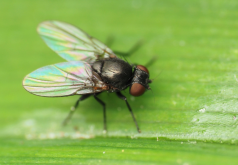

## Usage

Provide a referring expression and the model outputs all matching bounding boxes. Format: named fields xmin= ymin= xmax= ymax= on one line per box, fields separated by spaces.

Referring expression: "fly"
xmin=22 ymin=21 xmax=152 ymax=133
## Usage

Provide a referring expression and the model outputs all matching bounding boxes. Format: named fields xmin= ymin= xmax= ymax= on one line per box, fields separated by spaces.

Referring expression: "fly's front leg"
xmin=144 ymin=56 xmax=157 ymax=67
xmin=113 ymin=41 xmax=143 ymax=56
xmin=94 ymin=93 xmax=107 ymax=133
xmin=116 ymin=92 xmax=141 ymax=133
xmin=62 ymin=94 xmax=92 ymax=126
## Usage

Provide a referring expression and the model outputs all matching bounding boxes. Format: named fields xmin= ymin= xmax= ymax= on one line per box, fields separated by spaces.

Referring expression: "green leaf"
xmin=1 ymin=137 xmax=238 ymax=165
xmin=1 ymin=0 xmax=238 ymax=164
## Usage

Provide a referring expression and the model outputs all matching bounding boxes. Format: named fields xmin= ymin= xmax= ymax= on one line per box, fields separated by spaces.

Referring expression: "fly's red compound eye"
xmin=136 ymin=65 xmax=149 ymax=74
xmin=130 ymin=83 xmax=146 ymax=96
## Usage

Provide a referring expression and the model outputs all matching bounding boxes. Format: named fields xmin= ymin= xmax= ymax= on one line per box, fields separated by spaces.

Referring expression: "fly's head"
xmin=130 ymin=65 xmax=151 ymax=96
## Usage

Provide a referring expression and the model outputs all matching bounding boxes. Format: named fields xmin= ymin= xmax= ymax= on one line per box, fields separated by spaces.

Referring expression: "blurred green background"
xmin=1 ymin=0 xmax=238 ymax=164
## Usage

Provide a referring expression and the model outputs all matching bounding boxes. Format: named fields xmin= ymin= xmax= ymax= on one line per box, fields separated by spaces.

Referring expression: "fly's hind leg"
xmin=62 ymin=94 xmax=92 ymax=126
xmin=116 ymin=92 xmax=141 ymax=133
xmin=93 ymin=93 xmax=107 ymax=133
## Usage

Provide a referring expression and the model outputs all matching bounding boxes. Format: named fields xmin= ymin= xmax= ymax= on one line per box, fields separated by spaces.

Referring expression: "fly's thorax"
xmin=92 ymin=61 xmax=103 ymax=74
xmin=92 ymin=58 xmax=133 ymax=90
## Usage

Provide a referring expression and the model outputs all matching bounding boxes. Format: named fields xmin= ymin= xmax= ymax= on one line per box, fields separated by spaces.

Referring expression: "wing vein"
xmin=38 ymin=21 xmax=117 ymax=62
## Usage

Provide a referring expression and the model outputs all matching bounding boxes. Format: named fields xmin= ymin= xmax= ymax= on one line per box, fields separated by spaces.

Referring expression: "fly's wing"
xmin=23 ymin=61 xmax=108 ymax=97
xmin=37 ymin=21 xmax=117 ymax=63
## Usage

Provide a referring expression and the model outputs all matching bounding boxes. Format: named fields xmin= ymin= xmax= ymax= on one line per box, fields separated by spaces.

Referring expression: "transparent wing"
xmin=23 ymin=61 xmax=108 ymax=97
xmin=37 ymin=20 xmax=117 ymax=63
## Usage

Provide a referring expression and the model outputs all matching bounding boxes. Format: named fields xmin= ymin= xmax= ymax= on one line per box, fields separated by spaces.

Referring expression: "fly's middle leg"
xmin=94 ymin=94 xmax=107 ymax=133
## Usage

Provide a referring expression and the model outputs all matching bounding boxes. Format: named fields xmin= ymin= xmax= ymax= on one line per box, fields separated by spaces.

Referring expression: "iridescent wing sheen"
xmin=23 ymin=61 xmax=108 ymax=97
xmin=37 ymin=20 xmax=117 ymax=63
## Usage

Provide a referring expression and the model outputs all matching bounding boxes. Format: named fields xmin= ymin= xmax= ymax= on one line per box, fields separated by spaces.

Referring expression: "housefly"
xmin=23 ymin=21 xmax=152 ymax=133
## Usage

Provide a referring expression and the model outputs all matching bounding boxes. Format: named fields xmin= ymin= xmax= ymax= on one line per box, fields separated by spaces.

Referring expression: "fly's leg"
xmin=116 ymin=92 xmax=141 ymax=133
xmin=105 ymin=35 xmax=115 ymax=47
xmin=93 ymin=94 xmax=107 ymax=133
xmin=113 ymin=41 xmax=143 ymax=56
xmin=62 ymin=94 xmax=92 ymax=126
xmin=144 ymin=56 xmax=157 ymax=67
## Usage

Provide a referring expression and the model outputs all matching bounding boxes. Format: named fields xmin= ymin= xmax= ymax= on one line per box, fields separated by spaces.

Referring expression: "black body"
xmin=63 ymin=45 xmax=151 ymax=133
xmin=92 ymin=58 xmax=133 ymax=91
